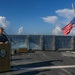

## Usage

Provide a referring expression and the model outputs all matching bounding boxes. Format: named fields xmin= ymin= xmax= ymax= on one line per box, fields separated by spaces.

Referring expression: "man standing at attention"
xmin=0 ymin=27 xmax=8 ymax=44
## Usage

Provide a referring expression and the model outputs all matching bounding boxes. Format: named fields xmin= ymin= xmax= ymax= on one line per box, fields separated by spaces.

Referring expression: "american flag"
xmin=62 ymin=17 xmax=75 ymax=36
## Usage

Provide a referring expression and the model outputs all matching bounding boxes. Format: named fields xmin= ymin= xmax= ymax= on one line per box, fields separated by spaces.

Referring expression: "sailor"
xmin=0 ymin=27 xmax=8 ymax=44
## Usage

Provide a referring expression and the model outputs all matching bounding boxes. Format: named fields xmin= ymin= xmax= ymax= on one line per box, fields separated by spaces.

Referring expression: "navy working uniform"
xmin=0 ymin=34 xmax=8 ymax=43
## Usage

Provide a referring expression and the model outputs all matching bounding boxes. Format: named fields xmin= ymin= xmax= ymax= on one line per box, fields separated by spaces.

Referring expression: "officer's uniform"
xmin=0 ymin=34 xmax=8 ymax=43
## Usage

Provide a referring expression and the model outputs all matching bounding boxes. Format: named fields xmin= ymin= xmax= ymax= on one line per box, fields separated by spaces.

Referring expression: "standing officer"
xmin=0 ymin=27 xmax=8 ymax=44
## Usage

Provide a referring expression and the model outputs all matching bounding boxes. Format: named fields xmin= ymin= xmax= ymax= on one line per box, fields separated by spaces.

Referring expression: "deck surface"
xmin=0 ymin=51 xmax=75 ymax=75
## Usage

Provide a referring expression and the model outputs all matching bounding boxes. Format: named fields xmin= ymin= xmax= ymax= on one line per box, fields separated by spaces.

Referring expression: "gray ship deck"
xmin=0 ymin=51 xmax=75 ymax=75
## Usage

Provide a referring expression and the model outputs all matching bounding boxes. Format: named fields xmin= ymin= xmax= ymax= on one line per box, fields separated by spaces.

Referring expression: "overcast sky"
xmin=0 ymin=0 xmax=75 ymax=35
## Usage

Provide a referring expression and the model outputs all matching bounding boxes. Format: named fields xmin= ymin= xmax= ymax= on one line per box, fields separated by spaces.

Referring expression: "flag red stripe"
xmin=62 ymin=23 xmax=73 ymax=36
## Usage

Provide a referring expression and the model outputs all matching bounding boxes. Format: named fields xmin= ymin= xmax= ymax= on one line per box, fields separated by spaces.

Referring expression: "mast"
xmin=72 ymin=3 xmax=75 ymax=17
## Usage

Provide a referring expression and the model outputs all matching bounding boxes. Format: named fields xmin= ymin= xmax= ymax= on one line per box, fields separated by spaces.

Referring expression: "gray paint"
xmin=9 ymin=35 xmax=75 ymax=51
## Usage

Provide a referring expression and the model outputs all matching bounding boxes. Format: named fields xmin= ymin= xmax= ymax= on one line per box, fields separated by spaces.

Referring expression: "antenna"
xmin=72 ymin=3 xmax=75 ymax=17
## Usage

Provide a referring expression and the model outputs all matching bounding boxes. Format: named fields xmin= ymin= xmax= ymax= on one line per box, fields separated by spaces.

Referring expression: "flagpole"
xmin=72 ymin=3 xmax=75 ymax=17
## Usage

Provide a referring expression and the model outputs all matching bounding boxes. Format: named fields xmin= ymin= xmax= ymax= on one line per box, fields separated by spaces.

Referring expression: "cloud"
xmin=70 ymin=28 xmax=75 ymax=35
xmin=53 ymin=25 xmax=75 ymax=35
xmin=42 ymin=16 xmax=58 ymax=24
xmin=18 ymin=26 xmax=24 ymax=34
xmin=34 ymin=32 xmax=38 ymax=35
xmin=0 ymin=16 xmax=10 ymax=28
xmin=42 ymin=9 xmax=74 ymax=25
xmin=42 ymin=8 xmax=75 ymax=35
xmin=55 ymin=9 xmax=74 ymax=20
xmin=52 ymin=26 xmax=62 ymax=35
